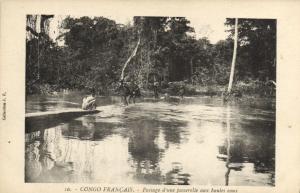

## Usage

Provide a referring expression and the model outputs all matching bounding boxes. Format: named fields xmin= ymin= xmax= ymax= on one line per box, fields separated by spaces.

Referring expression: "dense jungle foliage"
xmin=26 ymin=16 xmax=276 ymax=97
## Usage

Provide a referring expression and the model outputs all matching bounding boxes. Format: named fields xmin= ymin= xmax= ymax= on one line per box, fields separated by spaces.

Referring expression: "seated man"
xmin=82 ymin=92 xmax=97 ymax=110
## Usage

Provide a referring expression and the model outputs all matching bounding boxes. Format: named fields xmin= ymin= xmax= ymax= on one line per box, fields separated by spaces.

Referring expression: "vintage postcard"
xmin=0 ymin=0 xmax=299 ymax=193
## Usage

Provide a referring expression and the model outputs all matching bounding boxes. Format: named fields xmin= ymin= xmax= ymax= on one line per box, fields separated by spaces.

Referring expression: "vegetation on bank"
xmin=26 ymin=16 xmax=276 ymax=98
xmin=29 ymin=80 xmax=275 ymax=99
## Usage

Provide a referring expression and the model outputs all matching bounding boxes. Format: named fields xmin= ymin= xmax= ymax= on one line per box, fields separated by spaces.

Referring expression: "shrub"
xmin=164 ymin=81 xmax=197 ymax=96
xmin=232 ymin=80 xmax=275 ymax=97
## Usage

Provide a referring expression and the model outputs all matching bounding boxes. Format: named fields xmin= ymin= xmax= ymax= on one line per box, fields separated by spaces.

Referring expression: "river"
xmin=25 ymin=93 xmax=275 ymax=186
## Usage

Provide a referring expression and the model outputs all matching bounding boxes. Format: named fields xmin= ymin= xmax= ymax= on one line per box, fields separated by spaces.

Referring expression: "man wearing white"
xmin=82 ymin=92 xmax=97 ymax=110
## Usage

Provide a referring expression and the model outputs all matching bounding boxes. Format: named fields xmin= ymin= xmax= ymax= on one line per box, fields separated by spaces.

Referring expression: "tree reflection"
xmin=218 ymin=106 xmax=275 ymax=186
xmin=25 ymin=141 xmax=42 ymax=181
xmin=127 ymin=120 xmax=163 ymax=184
xmin=225 ymin=105 xmax=231 ymax=186
xmin=126 ymin=110 xmax=189 ymax=184
xmin=25 ymin=116 xmax=103 ymax=182
xmin=161 ymin=119 xmax=188 ymax=145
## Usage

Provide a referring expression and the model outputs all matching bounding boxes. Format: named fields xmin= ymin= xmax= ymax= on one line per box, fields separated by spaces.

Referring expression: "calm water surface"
xmin=25 ymin=93 xmax=275 ymax=185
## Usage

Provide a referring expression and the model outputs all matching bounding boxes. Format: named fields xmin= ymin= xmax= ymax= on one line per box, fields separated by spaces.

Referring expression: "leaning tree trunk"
xmin=227 ymin=18 xmax=238 ymax=93
xmin=120 ymin=36 xmax=141 ymax=80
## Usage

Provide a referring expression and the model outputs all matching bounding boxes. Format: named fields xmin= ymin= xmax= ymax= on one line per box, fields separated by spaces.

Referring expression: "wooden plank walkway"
xmin=25 ymin=109 xmax=100 ymax=132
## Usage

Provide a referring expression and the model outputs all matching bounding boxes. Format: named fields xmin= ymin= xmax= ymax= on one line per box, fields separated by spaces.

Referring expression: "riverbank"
xmin=26 ymin=80 xmax=276 ymax=100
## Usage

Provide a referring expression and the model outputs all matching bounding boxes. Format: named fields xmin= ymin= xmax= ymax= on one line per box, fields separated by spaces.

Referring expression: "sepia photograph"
xmin=24 ymin=14 xmax=276 ymax=186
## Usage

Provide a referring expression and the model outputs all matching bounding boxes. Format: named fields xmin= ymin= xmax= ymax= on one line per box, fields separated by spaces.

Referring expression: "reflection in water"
xmin=217 ymin=106 xmax=275 ymax=186
xmin=127 ymin=120 xmax=163 ymax=184
xmin=223 ymin=106 xmax=244 ymax=186
xmin=25 ymin=97 xmax=275 ymax=185
xmin=25 ymin=116 xmax=101 ymax=182
xmin=225 ymin=106 xmax=231 ymax=186
xmin=165 ymin=162 xmax=191 ymax=185
xmin=25 ymin=141 xmax=42 ymax=181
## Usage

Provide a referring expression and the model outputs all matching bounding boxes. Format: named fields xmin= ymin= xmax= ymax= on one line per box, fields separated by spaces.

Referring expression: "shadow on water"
xmin=25 ymin=95 xmax=275 ymax=185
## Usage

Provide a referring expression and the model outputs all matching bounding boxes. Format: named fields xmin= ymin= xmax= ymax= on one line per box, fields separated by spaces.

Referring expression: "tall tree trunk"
xmin=146 ymin=42 xmax=151 ymax=86
xmin=190 ymin=56 xmax=194 ymax=81
xmin=227 ymin=18 xmax=238 ymax=93
xmin=153 ymin=29 xmax=157 ymax=49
